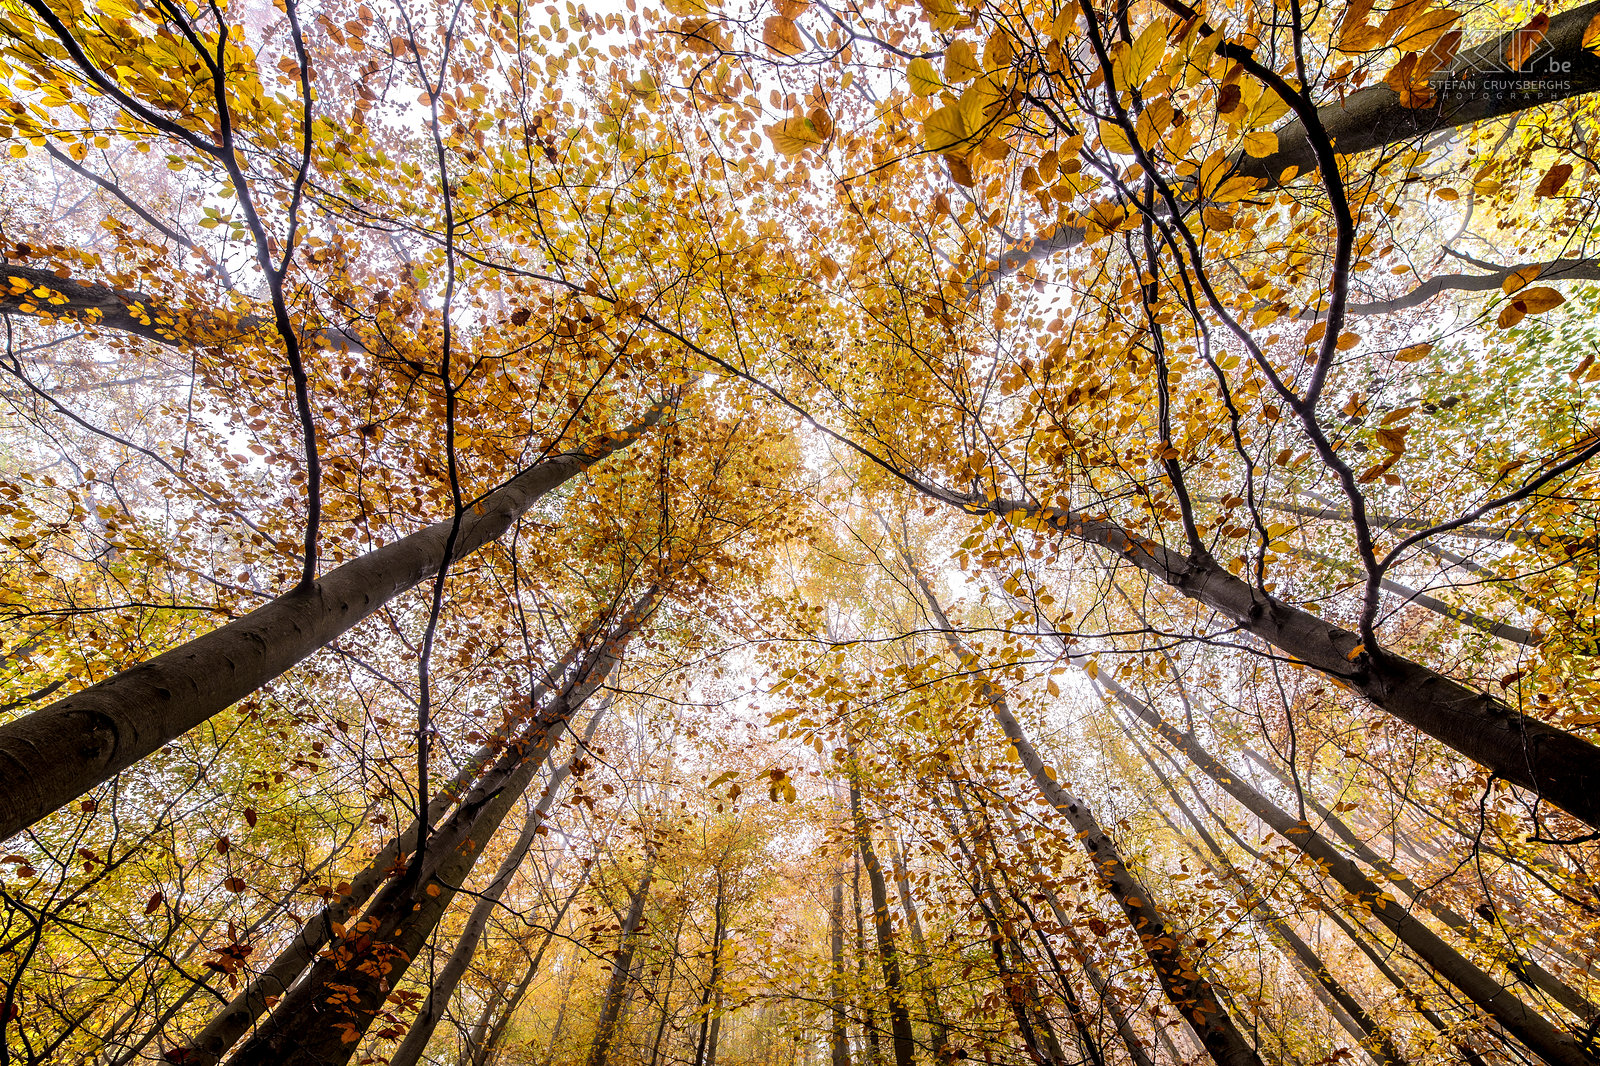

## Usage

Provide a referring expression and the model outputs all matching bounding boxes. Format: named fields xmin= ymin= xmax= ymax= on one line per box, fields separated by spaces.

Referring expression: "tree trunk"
xmin=884 ymin=832 xmax=949 ymax=1062
xmin=585 ymin=854 xmax=658 ymax=1066
xmin=185 ymin=643 xmax=592 ymax=1066
xmin=908 ymin=567 xmax=1264 ymax=1066
xmin=846 ymin=751 xmax=917 ymax=1066
xmin=222 ymin=596 xmax=647 ymax=1066
xmin=1094 ymin=672 xmax=1597 ymax=1066
xmin=961 ymin=494 xmax=1600 ymax=832
xmin=0 ymin=406 xmax=664 ymax=842
xmin=1125 ymin=727 xmax=1408 ymax=1066
xmin=830 ymin=862 xmax=852 ymax=1066
xmin=694 ymin=876 xmax=728 ymax=1066
xmin=852 ymin=853 xmax=884 ymax=1066
xmin=388 ymin=703 xmax=609 ymax=1066
xmin=1240 ymin=744 xmax=1599 ymax=1026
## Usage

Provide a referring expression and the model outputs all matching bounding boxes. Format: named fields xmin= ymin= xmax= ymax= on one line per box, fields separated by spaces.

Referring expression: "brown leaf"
xmin=145 ymin=891 xmax=164 ymax=915
xmin=1535 ymin=163 xmax=1573 ymax=197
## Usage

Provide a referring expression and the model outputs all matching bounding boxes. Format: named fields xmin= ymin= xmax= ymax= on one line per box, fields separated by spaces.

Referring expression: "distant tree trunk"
xmin=830 ymin=862 xmax=852 ymax=1066
xmin=647 ymin=908 xmax=687 ymax=1066
xmin=0 ymin=407 xmax=665 ymax=843
xmin=884 ymin=832 xmax=949 ymax=1062
xmin=694 ymin=874 xmax=728 ymax=1066
xmin=845 ymin=748 xmax=917 ymax=1066
xmin=468 ymin=863 xmax=593 ymax=1066
xmin=997 ymin=811 xmax=1157 ymax=1066
xmin=1092 ymin=672 xmax=1595 ymax=1066
xmin=389 ymin=704 xmax=609 ymax=1066
xmin=906 ymin=565 xmax=1263 ymax=1066
xmin=852 ymin=853 xmax=884 ymax=1066
xmin=585 ymin=853 xmax=658 ymax=1066
xmin=222 ymin=595 xmax=653 ymax=1066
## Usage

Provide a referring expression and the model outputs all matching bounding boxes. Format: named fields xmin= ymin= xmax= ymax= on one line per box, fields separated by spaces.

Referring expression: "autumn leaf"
xmin=762 ymin=16 xmax=804 ymax=56
xmin=907 ymin=57 xmax=943 ymax=96
xmin=766 ymin=116 xmax=824 ymax=156
xmin=1536 ymin=163 xmax=1573 ymax=197
xmin=944 ymin=39 xmax=983 ymax=83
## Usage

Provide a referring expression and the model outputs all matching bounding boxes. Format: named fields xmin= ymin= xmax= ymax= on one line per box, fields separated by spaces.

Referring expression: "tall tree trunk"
xmin=1240 ymin=744 xmax=1599 ymax=1026
xmin=830 ymin=862 xmax=852 ymax=1066
xmin=906 ymin=564 xmax=1263 ymax=1066
xmin=0 ymin=406 xmax=665 ymax=842
xmin=585 ymin=853 xmax=658 ymax=1066
xmin=845 ymin=749 xmax=917 ymax=1066
xmin=694 ymin=875 xmax=728 ymax=1066
xmin=467 ymin=860 xmax=593 ymax=1066
xmin=646 ymin=908 xmax=687 ymax=1066
xmin=884 ymin=832 xmax=949 ymax=1063
xmin=222 ymin=595 xmax=649 ymax=1066
xmin=852 ymin=853 xmax=884 ymax=1066
xmin=952 ymin=490 xmax=1600 ymax=830
xmin=1092 ymin=672 xmax=1596 ymax=1066
xmin=997 ymin=810 xmax=1158 ymax=1066
xmin=1125 ymin=726 xmax=1408 ymax=1066
xmin=183 ymin=643 xmax=592 ymax=1065
xmin=388 ymin=703 xmax=609 ymax=1066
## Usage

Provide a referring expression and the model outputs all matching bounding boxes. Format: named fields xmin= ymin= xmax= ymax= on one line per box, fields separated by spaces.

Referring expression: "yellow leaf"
xmin=944 ymin=39 xmax=983 ymax=83
xmin=1099 ymin=120 xmax=1136 ymax=155
xmin=1394 ymin=342 xmax=1432 ymax=362
xmin=1243 ymin=83 xmax=1291 ymax=128
xmin=1125 ymin=20 xmax=1166 ymax=87
xmin=1242 ymin=129 xmax=1278 ymax=157
xmin=766 ymin=116 xmax=823 ymax=156
xmin=983 ymin=32 xmax=1013 ymax=70
xmin=907 ymin=56 xmax=943 ymax=96
xmin=1497 ymin=303 xmax=1526 ymax=329
xmin=762 ymin=16 xmax=804 ymax=56
xmin=1585 ymin=11 xmax=1600 ymax=51
xmin=924 ymin=105 xmax=969 ymax=152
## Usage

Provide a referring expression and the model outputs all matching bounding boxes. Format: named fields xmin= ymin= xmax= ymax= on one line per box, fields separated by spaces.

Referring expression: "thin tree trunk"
xmin=389 ymin=703 xmax=609 ymax=1066
xmin=694 ymin=875 xmax=728 ymax=1066
xmin=852 ymin=852 xmax=884 ymax=1066
xmin=468 ymin=859 xmax=593 ymax=1066
xmin=906 ymin=564 xmax=1263 ymax=1066
xmin=830 ymin=862 xmax=852 ymax=1066
xmin=846 ymin=749 xmax=917 ymax=1066
xmin=0 ymin=406 xmax=665 ymax=842
xmin=646 ymin=908 xmax=687 ymax=1066
xmin=1125 ymin=727 xmax=1408 ymax=1066
xmin=884 ymin=832 xmax=949 ymax=1063
xmin=1240 ymin=744 xmax=1599 ymax=1026
xmin=1093 ymin=672 xmax=1596 ymax=1066
xmin=585 ymin=854 xmax=658 ymax=1066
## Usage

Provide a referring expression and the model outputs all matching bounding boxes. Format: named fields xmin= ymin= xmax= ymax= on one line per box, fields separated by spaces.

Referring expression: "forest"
xmin=0 ymin=0 xmax=1597 ymax=1061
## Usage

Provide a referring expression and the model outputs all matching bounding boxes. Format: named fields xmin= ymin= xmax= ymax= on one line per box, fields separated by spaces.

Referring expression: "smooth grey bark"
xmin=972 ymin=493 xmax=1600 ymax=830
xmin=907 ymin=567 xmax=1264 ymax=1066
xmin=223 ymin=595 xmax=650 ymax=1066
xmin=388 ymin=704 xmax=609 ymax=1066
xmin=585 ymin=854 xmax=658 ymax=1066
xmin=1093 ymin=673 xmax=1597 ymax=1066
xmin=0 ymin=405 xmax=665 ymax=842
xmin=830 ymin=863 xmax=852 ymax=1066
xmin=181 ymin=642 xmax=591 ymax=1065
xmin=983 ymin=1 xmax=1600 ymax=280
xmin=845 ymin=752 xmax=917 ymax=1066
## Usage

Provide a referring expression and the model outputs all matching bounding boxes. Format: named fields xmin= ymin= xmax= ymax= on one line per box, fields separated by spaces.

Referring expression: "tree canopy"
xmin=1 ymin=0 xmax=1598 ymax=1062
